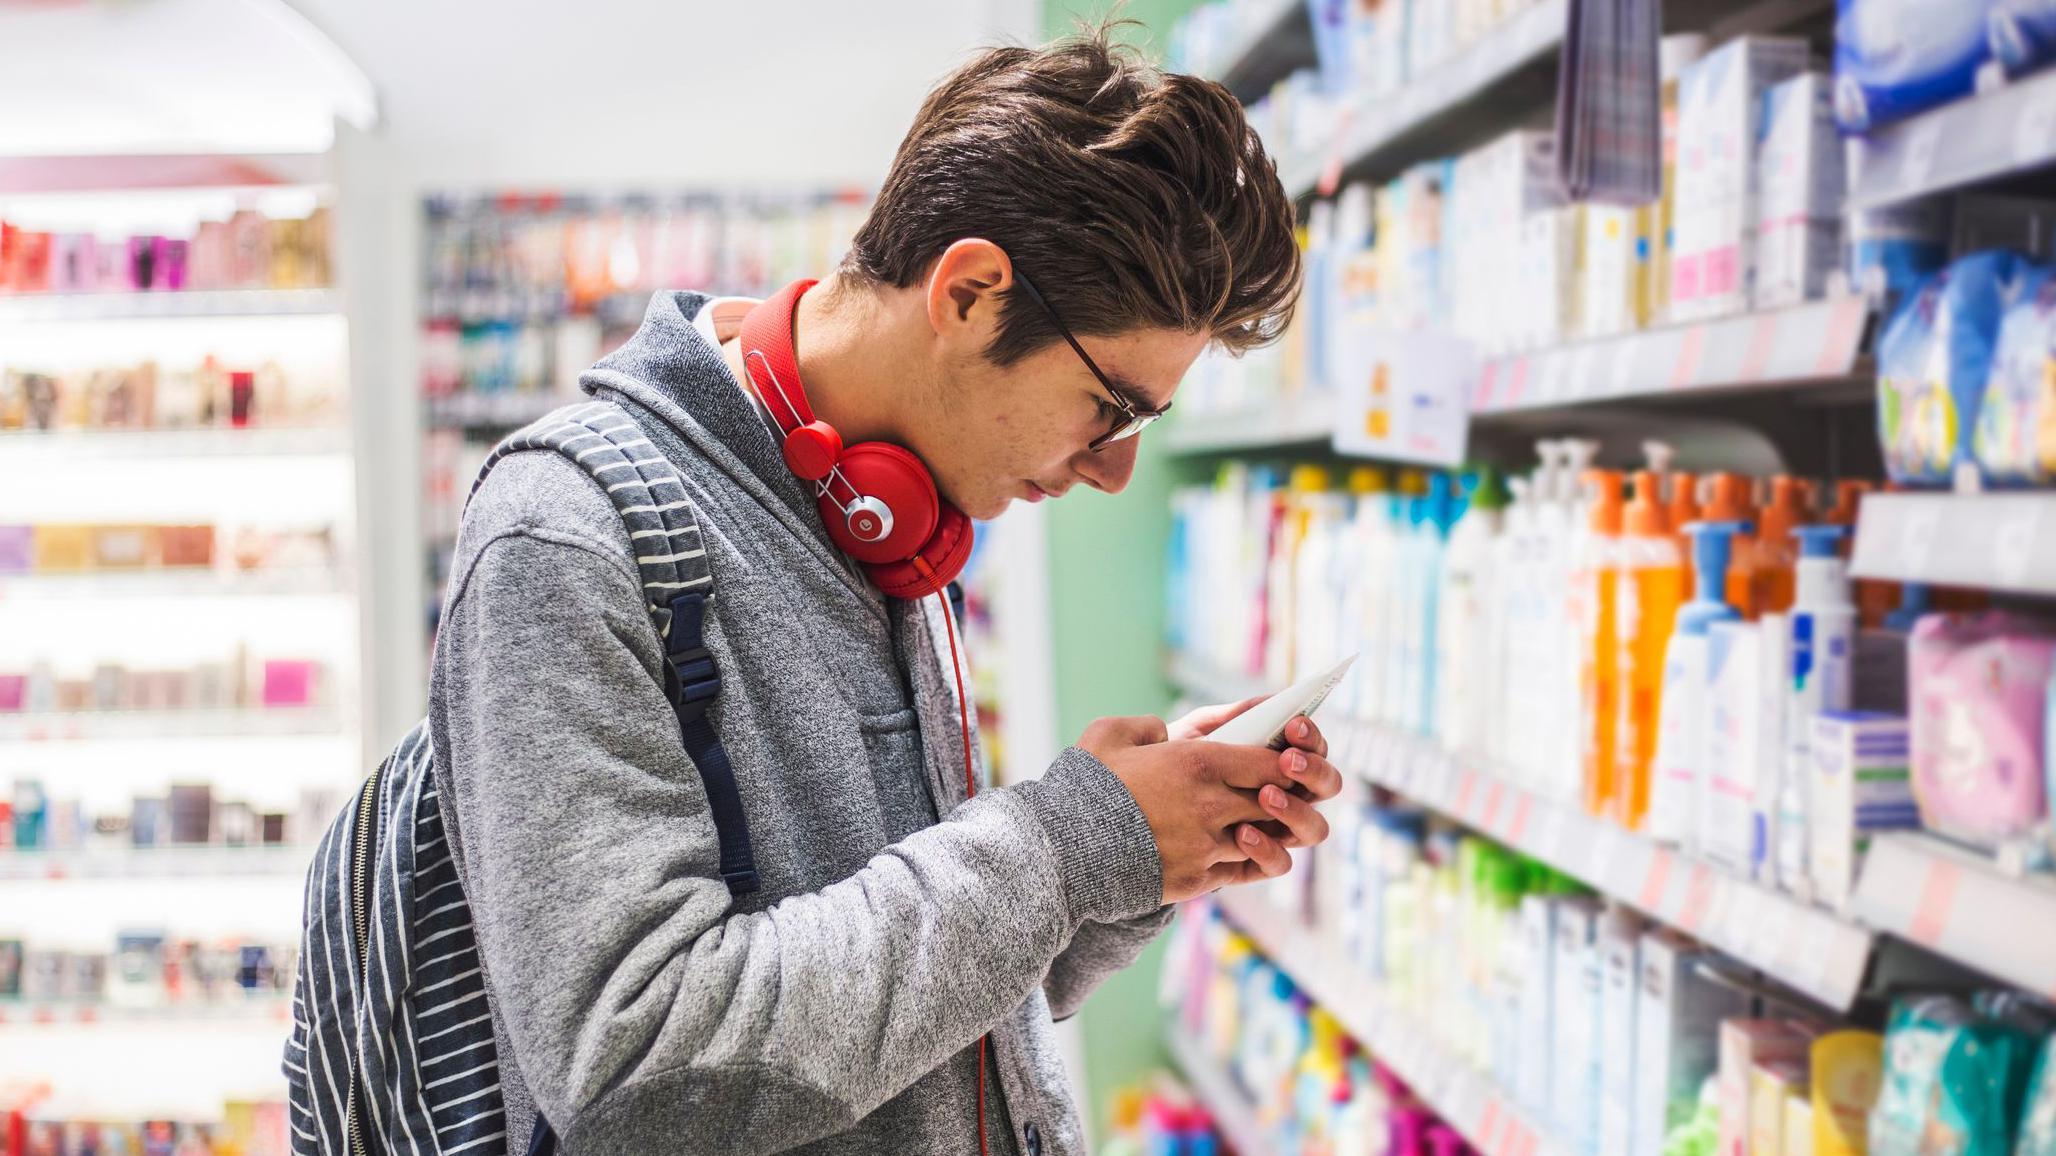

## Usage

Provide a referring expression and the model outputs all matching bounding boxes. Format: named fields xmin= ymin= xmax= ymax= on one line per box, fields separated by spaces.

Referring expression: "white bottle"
xmin=1774 ymin=523 xmax=1856 ymax=896
xmin=1494 ymin=475 xmax=1536 ymax=778
xmin=1536 ymin=439 xmax=1596 ymax=804
xmin=1437 ymin=470 xmax=1507 ymax=756
xmin=1353 ymin=480 xmax=1401 ymax=724
xmin=1648 ymin=521 xmax=1748 ymax=848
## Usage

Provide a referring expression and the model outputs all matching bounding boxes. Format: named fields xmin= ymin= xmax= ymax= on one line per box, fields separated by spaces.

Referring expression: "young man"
xmin=431 ymin=28 xmax=1327 ymax=1156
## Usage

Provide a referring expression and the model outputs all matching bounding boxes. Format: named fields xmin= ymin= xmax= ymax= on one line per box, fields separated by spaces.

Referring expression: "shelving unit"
xmin=1164 ymin=393 xmax=1338 ymax=455
xmin=0 ymin=844 xmax=312 ymax=881
xmin=0 ymin=996 xmax=293 ymax=1028
xmin=1851 ymin=833 xmax=2056 ymax=1000
xmin=1847 ymin=65 xmax=2056 ymax=210
xmin=427 ymin=389 xmax=578 ymax=431
xmin=1278 ymin=0 xmax=1567 ymax=201
xmin=1849 ymin=491 xmax=2056 ymax=597
xmin=1165 ymin=1026 xmax=1275 ymax=1156
xmin=1209 ymin=0 xmax=1317 ymax=104
xmin=1470 ymin=297 xmax=1873 ymax=415
xmin=0 ymin=287 xmax=341 ymax=323
xmin=0 ymin=426 xmax=352 ymax=461
xmin=1214 ymin=888 xmax=1567 ymax=1156
xmin=0 ymin=566 xmax=347 ymax=599
xmin=0 ymin=706 xmax=342 ymax=743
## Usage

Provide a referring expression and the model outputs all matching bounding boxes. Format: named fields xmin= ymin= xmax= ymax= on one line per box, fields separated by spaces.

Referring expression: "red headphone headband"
xmin=737 ymin=280 xmax=974 ymax=600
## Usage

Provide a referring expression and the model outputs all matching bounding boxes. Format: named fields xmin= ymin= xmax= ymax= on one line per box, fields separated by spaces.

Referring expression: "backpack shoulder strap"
xmin=470 ymin=401 xmax=760 ymax=895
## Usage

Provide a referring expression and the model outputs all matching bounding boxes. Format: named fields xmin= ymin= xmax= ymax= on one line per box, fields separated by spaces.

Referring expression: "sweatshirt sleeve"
xmin=1041 ymin=907 xmax=1177 ymax=1021
xmin=430 ymin=523 xmax=1162 ymax=1155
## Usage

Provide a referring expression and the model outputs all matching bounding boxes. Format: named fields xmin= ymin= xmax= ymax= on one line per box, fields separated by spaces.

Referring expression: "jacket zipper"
xmin=342 ymin=765 xmax=382 ymax=1156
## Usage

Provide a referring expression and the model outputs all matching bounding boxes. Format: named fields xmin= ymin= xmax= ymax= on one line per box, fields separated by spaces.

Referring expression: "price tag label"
xmin=1992 ymin=500 xmax=2043 ymax=590
xmin=1537 ymin=805 xmax=1572 ymax=869
xmin=1507 ymin=793 xmax=1534 ymax=845
xmin=1475 ymin=360 xmax=1503 ymax=411
xmin=1482 ymin=781 xmax=1506 ymax=832
xmin=1747 ymin=896 xmax=1794 ymax=965
xmin=1900 ymin=118 xmax=1944 ymax=190
xmin=1816 ymin=297 xmax=1870 ymax=376
xmin=1638 ymin=848 xmax=1675 ymax=911
xmin=1676 ymin=865 xmax=1717 ymax=933
xmin=1909 ymin=859 xmax=1962 ymax=948
xmin=1791 ymin=914 xmax=1838 ymax=1000
xmin=1739 ymin=313 xmax=1778 ymax=381
xmin=1479 ymin=1099 xmax=1505 ymax=1155
xmin=1566 ymin=345 xmax=1599 ymax=403
xmin=1455 ymin=769 xmax=1480 ymax=818
xmin=2015 ymin=85 xmax=2056 ymax=166
xmin=1670 ymin=326 xmax=1707 ymax=388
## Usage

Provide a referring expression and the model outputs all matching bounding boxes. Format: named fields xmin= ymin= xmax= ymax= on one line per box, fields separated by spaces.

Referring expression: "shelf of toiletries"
xmin=0 ymin=995 xmax=293 ymax=1028
xmin=1850 ymin=492 xmax=2056 ymax=598
xmin=0 ymin=424 xmax=350 ymax=461
xmin=1178 ymin=0 xmax=1314 ymax=103
xmin=1271 ymin=0 xmax=1567 ymax=202
xmin=1331 ymin=714 xmax=1876 ymax=1011
xmin=1165 ymin=1026 xmax=1275 ymax=1156
xmin=0 ymin=1102 xmax=289 ymax=1156
xmin=1163 ymin=391 xmax=1339 ymax=455
xmin=0 ymin=845 xmax=313 ymax=882
xmin=1209 ymin=888 xmax=1569 ymax=1156
xmin=1469 ymin=297 xmax=1873 ymax=416
xmin=0 ymin=288 xmax=340 ymax=323
xmin=427 ymin=387 xmax=577 ymax=431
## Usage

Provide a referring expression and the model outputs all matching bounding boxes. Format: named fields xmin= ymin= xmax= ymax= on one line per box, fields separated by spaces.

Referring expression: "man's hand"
xmin=1078 ymin=707 xmax=1342 ymax=905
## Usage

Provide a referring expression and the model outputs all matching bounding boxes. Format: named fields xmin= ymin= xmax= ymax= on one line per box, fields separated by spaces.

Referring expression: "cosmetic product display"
xmin=0 ymin=356 xmax=340 ymax=433
xmin=0 ymin=207 xmax=331 ymax=296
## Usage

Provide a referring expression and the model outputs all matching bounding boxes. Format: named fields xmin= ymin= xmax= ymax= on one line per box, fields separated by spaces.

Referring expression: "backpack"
xmin=284 ymin=401 xmax=760 ymax=1155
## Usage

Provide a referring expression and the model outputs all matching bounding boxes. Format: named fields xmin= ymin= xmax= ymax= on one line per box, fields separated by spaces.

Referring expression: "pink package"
xmin=0 ymin=526 xmax=30 ymax=572
xmin=0 ymin=674 xmax=23 ymax=712
xmin=1908 ymin=611 xmax=2056 ymax=848
xmin=261 ymin=659 xmax=317 ymax=708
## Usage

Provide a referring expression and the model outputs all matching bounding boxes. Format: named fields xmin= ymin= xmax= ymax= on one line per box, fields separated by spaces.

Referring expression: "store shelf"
xmin=0 ymin=845 xmax=314 ymax=882
xmin=1209 ymin=0 xmax=1318 ymax=103
xmin=1847 ymin=67 xmax=2056 ymax=211
xmin=1163 ymin=394 xmax=1338 ymax=455
xmin=1332 ymin=719 xmax=1875 ymax=1010
xmin=0 ymin=152 xmax=331 ymax=194
xmin=0 ymin=288 xmax=340 ymax=323
xmin=0 ymin=995 xmax=293 ymax=1028
xmin=0 ymin=425 xmax=350 ymax=460
xmin=1167 ymin=652 xmax=1270 ymax=706
xmin=0 ymin=706 xmax=342 ymax=743
xmin=0 ymin=567 xmax=347 ymax=600
xmin=1279 ymin=0 xmax=1566 ymax=199
xmin=1849 ymin=491 xmax=2056 ymax=597
xmin=1851 ymin=833 xmax=2056 ymax=1001
xmin=1165 ymin=1027 xmax=1275 ymax=1156
xmin=427 ymin=390 xmax=577 ymax=430
xmin=1470 ymin=297 xmax=1873 ymax=415
xmin=1214 ymin=888 xmax=1568 ymax=1156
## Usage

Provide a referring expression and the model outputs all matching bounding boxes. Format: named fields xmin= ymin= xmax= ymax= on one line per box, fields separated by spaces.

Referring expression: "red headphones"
xmin=739 ymin=279 xmax=974 ymax=600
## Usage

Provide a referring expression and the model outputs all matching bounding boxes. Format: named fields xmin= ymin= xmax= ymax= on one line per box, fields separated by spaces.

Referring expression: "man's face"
xmin=906 ymin=323 xmax=1210 ymax=521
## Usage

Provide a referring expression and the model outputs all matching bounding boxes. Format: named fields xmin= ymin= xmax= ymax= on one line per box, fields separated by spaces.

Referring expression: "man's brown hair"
xmin=843 ymin=24 xmax=1301 ymax=366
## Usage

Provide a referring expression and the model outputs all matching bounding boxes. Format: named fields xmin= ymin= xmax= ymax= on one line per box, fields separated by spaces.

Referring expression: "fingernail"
xmin=1239 ymin=825 xmax=1261 ymax=847
xmin=1287 ymin=751 xmax=1307 ymax=776
xmin=1292 ymin=718 xmax=1308 ymax=739
xmin=1262 ymin=785 xmax=1286 ymax=809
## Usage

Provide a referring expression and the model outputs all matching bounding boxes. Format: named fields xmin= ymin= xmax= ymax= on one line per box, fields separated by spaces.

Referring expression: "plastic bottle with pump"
xmin=1343 ymin=470 xmax=1396 ymax=722
xmin=1773 ymin=523 xmax=1856 ymax=895
xmin=1437 ymin=469 xmax=1507 ymax=757
xmin=1541 ymin=440 xmax=1598 ymax=802
xmin=1401 ymin=474 xmax=1463 ymax=736
xmin=1647 ymin=520 xmax=1751 ymax=849
xmin=1731 ymin=476 xmax=1809 ymax=617
xmin=1666 ymin=470 xmax=1702 ymax=558
xmin=1381 ymin=471 xmax=1431 ymax=726
xmin=1613 ymin=467 xmax=1686 ymax=831
xmin=1573 ymin=469 xmax=1626 ymax=820
xmin=1266 ymin=465 xmax=1333 ymax=683
xmin=1332 ymin=468 xmax=1388 ymax=722
xmin=1286 ymin=467 xmax=1346 ymax=682
xmin=1494 ymin=474 xmax=1536 ymax=779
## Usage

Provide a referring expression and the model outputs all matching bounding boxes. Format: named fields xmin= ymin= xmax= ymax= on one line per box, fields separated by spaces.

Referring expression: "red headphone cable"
xmin=922 ymin=561 xmax=989 ymax=1156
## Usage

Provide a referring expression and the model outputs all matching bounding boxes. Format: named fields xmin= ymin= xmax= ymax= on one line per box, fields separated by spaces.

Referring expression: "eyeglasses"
xmin=1013 ymin=271 xmax=1172 ymax=452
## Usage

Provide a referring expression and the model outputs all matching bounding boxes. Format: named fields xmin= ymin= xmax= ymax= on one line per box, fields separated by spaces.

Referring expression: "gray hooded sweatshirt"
xmin=427 ymin=290 xmax=1173 ymax=1155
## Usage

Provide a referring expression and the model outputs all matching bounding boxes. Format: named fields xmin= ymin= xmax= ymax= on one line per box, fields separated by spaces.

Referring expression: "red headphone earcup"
xmin=822 ymin=442 xmax=940 ymax=564
xmin=867 ymin=504 xmax=974 ymax=600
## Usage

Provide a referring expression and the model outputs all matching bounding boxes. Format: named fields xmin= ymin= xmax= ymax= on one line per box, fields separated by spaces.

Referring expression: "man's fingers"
xmin=1193 ymin=742 xmax=1297 ymax=793
xmin=1257 ymin=783 xmax=1331 ymax=848
xmin=1167 ymin=695 xmax=1268 ymax=742
xmin=1079 ymin=714 xmax=1169 ymax=754
xmin=1279 ymin=748 xmax=1344 ymax=802
xmin=1234 ymin=823 xmax=1292 ymax=876
xmin=1284 ymin=714 xmax=1329 ymax=759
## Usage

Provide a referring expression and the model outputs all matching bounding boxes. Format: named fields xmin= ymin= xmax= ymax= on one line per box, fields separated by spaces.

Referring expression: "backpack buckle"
xmin=664 ymin=591 xmax=721 ymax=718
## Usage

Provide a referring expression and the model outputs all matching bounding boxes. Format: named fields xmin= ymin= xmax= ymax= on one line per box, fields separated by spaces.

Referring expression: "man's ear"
xmin=924 ymin=238 xmax=1013 ymax=343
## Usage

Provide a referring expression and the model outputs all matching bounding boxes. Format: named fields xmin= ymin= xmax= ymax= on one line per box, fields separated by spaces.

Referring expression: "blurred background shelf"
xmin=1847 ymin=65 xmax=2056 ymax=210
xmin=1162 ymin=394 xmax=1336 ymax=455
xmin=0 ymin=995 xmax=293 ymax=1028
xmin=0 ymin=706 xmax=344 ymax=743
xmin=0 ymin=844 xmax=314 ymax=882
xmin=1205 ymin=0 xmax=1315 ymax=103
xmin=0 ymin=425 xmax=351 ymax=460
xmin=1164 ymin=1026 xmax=1274 ymax=1156
xmin=0 ymin=288 xmax=340 ymax=323
xmin=1851 ymin=833 xmax=2056 ymax=1001
xmin=0 ymin=566 xmax=348 ymax=600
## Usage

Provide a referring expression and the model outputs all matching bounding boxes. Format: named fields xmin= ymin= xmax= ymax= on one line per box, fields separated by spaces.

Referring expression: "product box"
xmin=1752 ymin=1062 xmax=1810 ymax=1156
xmin=1583 ymin=205 xmax=1648 ymax=337
xmin=1517 ymin=894 xmax=1560 ymax=1115
xmin=1755 ymin=73 xmax=1845 ymax=309
xmin=1720 ymin=1020 xmax=1814 ymax=1156
xmin=1784 ymin=1091 xmax=1817 ymax=1156
xmin=1704 ymin=621 xmax=1765 ymax=876
xmin=1598 ymin=914 xmax=1644 ymax=1156
xmin=1808 ymin=711 xmax=1918 ymax=910
xmin=1671 ymin=37 xmax=1810 ymax=321
xmin=1553 ymin=898 xmax=1603 ymax=1154
xmin=1637 ymin=932 xmax=1751 ymax=1156
xmin=1520 ymin=205 xmax=1584 ymax=349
